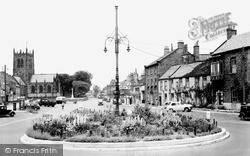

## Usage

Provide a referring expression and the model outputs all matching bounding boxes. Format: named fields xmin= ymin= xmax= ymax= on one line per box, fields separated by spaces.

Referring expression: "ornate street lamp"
xmin=104 ymin=6 xmax=130 ymax=116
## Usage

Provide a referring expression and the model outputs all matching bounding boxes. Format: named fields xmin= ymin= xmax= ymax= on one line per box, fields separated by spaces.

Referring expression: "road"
xmin=0 ymin=98 xmax=250 ymax=156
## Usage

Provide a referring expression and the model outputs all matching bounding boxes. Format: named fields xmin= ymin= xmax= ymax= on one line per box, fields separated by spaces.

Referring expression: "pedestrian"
xmin=62 ymin=103 xmax=65 ymax=110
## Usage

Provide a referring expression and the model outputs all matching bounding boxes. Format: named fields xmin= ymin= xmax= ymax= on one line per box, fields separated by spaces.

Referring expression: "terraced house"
xmin=144 ymin=41 xmax=198 ymax=106
xmin=210 ymin=26 xmax=250 ymax=108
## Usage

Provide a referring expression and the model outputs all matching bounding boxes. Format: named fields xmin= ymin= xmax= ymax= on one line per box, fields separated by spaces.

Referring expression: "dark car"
xmin=239 ymin=104 xmax=250 ymax=120
xmin=25 ymin=101 xmax=40 ymax=110
xmin=98 ymin=99 xmax=104 ymax=106
xmin=0 ymin=104 xmax=15 ymax=117
xmin=39 ymin=98 xmax=56 ymax=107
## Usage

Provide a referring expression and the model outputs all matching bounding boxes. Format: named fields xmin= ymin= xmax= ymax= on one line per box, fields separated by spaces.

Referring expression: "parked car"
xmin=239 ymin=104 xmax=250 ymax=120
xmin=0 ymin=104 xmax=15 ymax=117
xmin=56 ymin=96 xmax=66 ymax=104
xmin=98 ymin=99 xmax=104 ymax=106
xmin=25 ymin=100 xmax=40 ymax=110
xmin=39 ymin=98 xmax=56 ymax=107
xmin=163 ymin=101 xmax=192 ymax=112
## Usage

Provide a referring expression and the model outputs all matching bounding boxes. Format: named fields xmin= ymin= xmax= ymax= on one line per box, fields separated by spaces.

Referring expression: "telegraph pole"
xmin=4 ymin=65 xmax=7 ymax=105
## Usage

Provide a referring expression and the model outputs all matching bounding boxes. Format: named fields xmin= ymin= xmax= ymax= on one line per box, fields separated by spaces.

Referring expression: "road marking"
xmin=0 ymin=116 xmax=38 ymax=127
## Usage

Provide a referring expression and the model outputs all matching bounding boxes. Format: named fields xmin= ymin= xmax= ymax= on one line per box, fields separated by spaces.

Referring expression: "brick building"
xmin=144 ymin=41 xmax=199 ymax=105
xmin=210 ymin=26 xmax=250 ymax=105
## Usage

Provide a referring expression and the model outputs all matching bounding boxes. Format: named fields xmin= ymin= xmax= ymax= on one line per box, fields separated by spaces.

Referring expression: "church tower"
xmin=13 ymin=48 xmax=35 ymax=84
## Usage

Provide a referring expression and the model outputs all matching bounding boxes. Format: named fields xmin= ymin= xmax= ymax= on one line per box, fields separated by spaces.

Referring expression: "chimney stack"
xmin=193 ymin=41 xmax=199 ymax=61
xmin=164 ymin=46 xmax=170 ymax=55
xmin=227 ymin=24 xmax=237 ymax=40
xmin=178 ymin=40 xmax=184 ymax=49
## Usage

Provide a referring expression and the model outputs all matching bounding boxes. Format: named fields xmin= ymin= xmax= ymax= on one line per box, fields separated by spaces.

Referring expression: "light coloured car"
xmin=56 ymin=96 xmax=66 ymax=104
xmin=163 ymin=101 xmax=192 ymax=112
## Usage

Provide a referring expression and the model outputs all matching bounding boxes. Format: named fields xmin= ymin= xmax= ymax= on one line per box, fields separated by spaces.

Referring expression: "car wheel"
xmin=240 ymin=115 xmax=245 ymax=120
xmin=184 ymin=107 xmax=190 ymax=112
xmin=10 ymin=112 xmax=15 ymax=117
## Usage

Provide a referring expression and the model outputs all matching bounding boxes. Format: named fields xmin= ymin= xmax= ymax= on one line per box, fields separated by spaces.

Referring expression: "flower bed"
xmin=27 ymin=105 xmax=221 ymax=143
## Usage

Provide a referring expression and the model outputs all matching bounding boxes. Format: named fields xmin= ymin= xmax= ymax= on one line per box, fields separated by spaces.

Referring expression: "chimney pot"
xmin=227 ymin=24 xmax=237 ymax=40
xmin=178 ymin=40 xmax=184 ymax=49
xmin=164 ymin=46 xmax=170 ymax=55
xmin=193 ymin=42 xmax=199 ymax=61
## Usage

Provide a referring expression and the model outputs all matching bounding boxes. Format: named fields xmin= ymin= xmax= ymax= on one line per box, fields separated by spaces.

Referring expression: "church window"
xmin=20 ymin=59 xmax=24 ymax=68
xmin=39 ymin=85 xmax=43 ymax=93
xmin=47 ymin=85 xmax=52 ymax=93
xmin=31 ymin=85 xmax=36 ymax=93
xmin=17 ymin=59 xmax=21 ymax=68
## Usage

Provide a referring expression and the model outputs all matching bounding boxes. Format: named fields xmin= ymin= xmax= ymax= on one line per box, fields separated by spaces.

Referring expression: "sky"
xmin=0 ymin=0 xmax=249 ymax=89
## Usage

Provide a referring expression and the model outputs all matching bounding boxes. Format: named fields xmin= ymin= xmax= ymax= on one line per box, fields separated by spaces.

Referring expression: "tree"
xmin=73 ymin=71 xmax=93 ymax=85
xmin=58 ymin=74 xmax=73 ymax=96
xmin=92 ymin=85 xmax=101 ymax=98
xmin=72 ymin=81 xmax=91 ymax=97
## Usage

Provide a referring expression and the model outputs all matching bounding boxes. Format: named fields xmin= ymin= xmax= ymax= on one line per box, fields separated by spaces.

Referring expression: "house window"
xmin=195 ymin=77 xmax=199 ymax=87
xmin=211 ymin=62 xmax=221 ymax=76
xmin=231 ymin=87 xmax=237 ymax=102
xmin=31 ymin=85 xmax=36 ymax=93
xmin=164 ymin=81 xmax=167 ymax=91
xmin=160 ymin=81 xmax=163 ymax=91
xmin=230 ymin=57 xmax=236 ymax=74
xmin=179 ymin=78 xmax=183 ymax=87
xmin=186 ymin=78 xmax=189 ymax=88
xmin=170 ymin=79 xmax=173 ymax=89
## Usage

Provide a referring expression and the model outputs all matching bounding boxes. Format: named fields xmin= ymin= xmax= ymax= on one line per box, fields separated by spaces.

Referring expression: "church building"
xmin=12 ymin=48 xmax=61 ymax=99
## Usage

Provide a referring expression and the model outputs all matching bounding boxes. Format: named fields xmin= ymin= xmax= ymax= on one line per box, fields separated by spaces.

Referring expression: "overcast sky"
xmin=0 ymin=0 xmax=249 ymax=88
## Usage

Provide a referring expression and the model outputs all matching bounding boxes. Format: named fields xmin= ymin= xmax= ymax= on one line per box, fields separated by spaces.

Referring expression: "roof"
xmin=145 ymin=49 xmax=176 ymax=67
xmin=170 ymin=62 xmax=202 ymax=78
xmin=14 ymin=76 xmax=26 ymax=86
xmin=30 ymin=74 xmax=56 ymax=83
xmin=199 ymin=54 xmax=211 ymax=61
xmin=212 ymin=32 xmax=250 ymax=55
xmin=159 ymin=65 xmax=181 ymax=80
xmin=184 ymin=61 xmax=210 ymax=78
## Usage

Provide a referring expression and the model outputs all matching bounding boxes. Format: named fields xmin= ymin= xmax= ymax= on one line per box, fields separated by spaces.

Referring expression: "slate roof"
xmin=170 ymin=62 xmax=202 ymax=78
xmin=30 ymin=74 xmax=56 ymax=83
xmin=145 ymin=49 xmax=176 ymax=67
xmin=14 ymin=76 xmax=26 ymax=86
xmin=199 ymin=54 xmax=211 ymax=61
xmin=184 ymin=61 xmax=210 ymax=78
xmin=212 ymin=32 xmax=250 ymax=55
xmin=159 ymin=65 xmax=181 ymax=80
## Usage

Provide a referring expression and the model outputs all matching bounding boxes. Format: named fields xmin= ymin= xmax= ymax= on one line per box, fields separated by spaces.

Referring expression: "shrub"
xmin=65 ymin=135 xmax=137 ymax=143
xmin=26 ymin=127 xmax=53 ymax=140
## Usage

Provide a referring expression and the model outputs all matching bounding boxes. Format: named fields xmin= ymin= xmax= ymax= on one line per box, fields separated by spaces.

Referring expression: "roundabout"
xmin=20 ymin=127 xmax=229 ymax=151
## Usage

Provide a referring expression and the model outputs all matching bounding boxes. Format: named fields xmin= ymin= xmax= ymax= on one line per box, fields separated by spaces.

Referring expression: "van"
xmin=56 ymin=96 xmax=66 ymax=104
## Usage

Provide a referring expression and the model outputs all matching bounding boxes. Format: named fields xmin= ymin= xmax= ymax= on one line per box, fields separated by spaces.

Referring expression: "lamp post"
xmin=104 ymin=6 xmax=130 ymax=116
